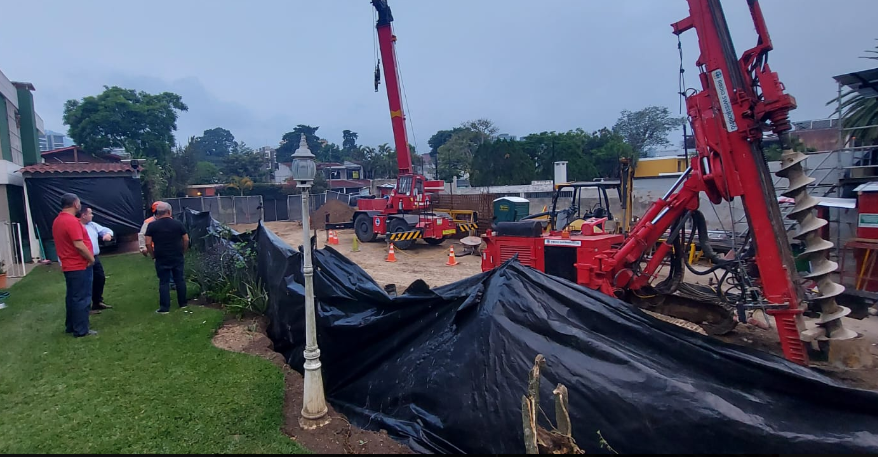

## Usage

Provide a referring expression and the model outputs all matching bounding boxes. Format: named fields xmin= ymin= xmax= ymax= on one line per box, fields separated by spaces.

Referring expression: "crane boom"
xmin=372 ymin=0 xmax=412 ymax=175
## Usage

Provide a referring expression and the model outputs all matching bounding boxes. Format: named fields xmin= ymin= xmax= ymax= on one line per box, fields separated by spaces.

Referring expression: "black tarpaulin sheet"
xmin=254 ymin=222 xmax=878 ymax=454
xmin=25 ymin=176 xmax=143 ymax=240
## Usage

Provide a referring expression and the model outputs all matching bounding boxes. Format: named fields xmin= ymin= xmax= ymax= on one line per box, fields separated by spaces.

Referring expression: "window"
xmin=398 ymin=176 xmax=412 ymax=195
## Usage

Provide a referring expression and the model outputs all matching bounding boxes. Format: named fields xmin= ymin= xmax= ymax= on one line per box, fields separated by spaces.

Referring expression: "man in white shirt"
xmin=139 ymin=201 xmax=162 ymax=256
xmin=79 ymin=205 xmax=114 ymax=312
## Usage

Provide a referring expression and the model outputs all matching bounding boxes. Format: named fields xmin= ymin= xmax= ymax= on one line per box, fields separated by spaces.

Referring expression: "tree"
xmin=165 ymin=138 xmax=201 ymax=196
xmin=342 ymin=130 xmax=359 ymax=152
xmin=318 ymin=142 xmax=342 ymax=163
xmin=428 ymin=127 xmax=466 ymax=179
xmin=373 ymin=143 xmax=397 ymax=178
xmin=470 ymin=140 xmax=535 ymax=186
xmin=193 ymin=161 xmax=221 ymax=184
xmin=463 ymin=118 xmax=499 ymax=138
xmin=193 ymin=127 xmax=235 ymax=163
xmin=227 ymin=176 xmax=254 ymax=196
xmin=829 ymin=41 xmax=878 ymax=145
xmin=520 ymin=130 xmax=599 ymax=182
xmin=612 ymin=106 xmax=684 ymax=157
xmin=222 ymin=143 xmax=268 ymax=183
xmin=586 ymin=129 xmax=635 ymax=179
xmin=63 ymin=86 xmax=187 ymax=163
xmin=312 ymin=172 xmax=329 ymax=194
xmin=277 ymin=125 xmax=322 ymax=162
xmin=436 ymin=119 xmax=498 ymax=180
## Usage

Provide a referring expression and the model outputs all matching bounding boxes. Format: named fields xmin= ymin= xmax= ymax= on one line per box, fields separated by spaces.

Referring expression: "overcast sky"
xmin=2 ymin=1 xmax=876 ymax=153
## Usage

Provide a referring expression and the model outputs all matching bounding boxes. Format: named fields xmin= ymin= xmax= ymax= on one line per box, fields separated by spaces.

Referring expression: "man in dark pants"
xmin=79 ymin=205 xmax=114 ymax=313
xmin=52 ymin=193 xmax=96 ymax=337
xmin=145 ymin=202 xmax=190 ymax=314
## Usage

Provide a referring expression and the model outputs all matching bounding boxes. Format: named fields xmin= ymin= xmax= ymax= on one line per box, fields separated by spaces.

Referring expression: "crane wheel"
xmin=388 ymin=219 xmax=416 ymax=250
xmin=355 ymin=214 xmax=378 ymax=243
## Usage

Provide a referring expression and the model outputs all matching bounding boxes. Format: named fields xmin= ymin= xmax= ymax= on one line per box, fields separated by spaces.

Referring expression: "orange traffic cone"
xmin=446 ymin=246 xmax=459 ymax=266
xmin=328 ymin=230 xmax=340 ymax=245
xmin=386 ymin=243 xmax=398 ymax=262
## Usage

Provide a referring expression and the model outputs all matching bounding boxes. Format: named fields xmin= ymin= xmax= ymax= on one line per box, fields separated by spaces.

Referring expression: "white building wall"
xmin=0 ymin=70 xmax=17 ymax=109
xmin=5 ymin=98 xmax=23 ymax=166
xmin=274 ymin=162 xmax=293 ymax=184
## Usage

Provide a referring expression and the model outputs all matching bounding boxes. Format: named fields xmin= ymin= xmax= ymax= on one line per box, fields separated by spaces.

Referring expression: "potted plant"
xmin=0 ymin=261 xmax=7 ymax=289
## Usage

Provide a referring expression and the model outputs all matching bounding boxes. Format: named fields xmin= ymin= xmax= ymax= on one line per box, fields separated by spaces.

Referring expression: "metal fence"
xmin=166 ymin=196 xmax=262 ymax=226
xmin=165 ymin=191 xmax=355 ymax=225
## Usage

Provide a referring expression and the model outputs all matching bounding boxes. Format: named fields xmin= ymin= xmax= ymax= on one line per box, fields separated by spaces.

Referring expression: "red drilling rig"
xmin=482 ymin=0 xmax=861 ymax=366
xmin=352 ymin=0 xmax=461 ymax=250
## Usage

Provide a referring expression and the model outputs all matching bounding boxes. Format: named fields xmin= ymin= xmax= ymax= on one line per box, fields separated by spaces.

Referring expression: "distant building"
xmin=420 ymin=153 xmax=436 ymax=179
xmin=0 ymin=68 xmax=45 ymax=265
xmin=317 ymin=162 xmax=369 ymax=194
xmin=496 ymin=134 xmax=517 ymax=141
xmin=256 ymin=146 xmax=277 ymax=181
xmin=274 ymin=162 xmax=293 ymax=184
xmin=634 ymin=156 xmax=688 ymax=178
xmin=319 ymin=161 xmax=364 ymax=181
xmin=792 ymin=119 xmax=840 ymax=152
xmin=38 ymin=130 xmax=71 ymax=152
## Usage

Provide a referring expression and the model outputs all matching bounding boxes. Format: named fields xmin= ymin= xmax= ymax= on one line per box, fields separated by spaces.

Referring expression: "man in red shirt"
xmin=52 ymin=193 xmax=96 ymax=338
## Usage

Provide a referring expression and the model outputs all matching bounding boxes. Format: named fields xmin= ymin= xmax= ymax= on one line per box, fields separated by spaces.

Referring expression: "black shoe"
xmin=156 ymin=310 xmax=170 ymax=315
xmin=179 ymin=304 xmax=189 ymax=309
xmin=93 ymin=303 xmax=112 ymax=310
xmin=75 ymin=330 xmax=98 ymax=338
xmin=89 ymin=310 xmax=102 ymax=315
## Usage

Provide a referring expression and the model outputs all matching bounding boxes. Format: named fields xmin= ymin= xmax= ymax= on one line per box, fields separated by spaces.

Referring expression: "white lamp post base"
xmin=299 ymin=350 xmax=331 ymax=430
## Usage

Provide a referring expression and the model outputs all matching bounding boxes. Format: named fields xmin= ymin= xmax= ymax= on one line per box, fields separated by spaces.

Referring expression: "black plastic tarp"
xmin=25 ymin=176 xmax=143 ymax=240
xmin=254 ymin=222 xmax=878 ymax=454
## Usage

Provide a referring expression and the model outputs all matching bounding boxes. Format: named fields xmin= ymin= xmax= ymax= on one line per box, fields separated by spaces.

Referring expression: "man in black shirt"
xmin=145 ymin=202 xmax=190 ymax=314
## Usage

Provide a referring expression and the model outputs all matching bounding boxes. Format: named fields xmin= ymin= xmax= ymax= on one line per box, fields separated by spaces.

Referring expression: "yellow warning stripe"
xmin=456 ymin=223 xmax=479 ymax=233
xmin=389 ymin=230 xmax=423 ymax=242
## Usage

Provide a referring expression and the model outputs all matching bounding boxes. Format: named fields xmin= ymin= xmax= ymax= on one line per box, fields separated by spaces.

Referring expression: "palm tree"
xmin=830 ymin=41 xmax=878 ymax=145
xmin=227 ymin=176 xmax=254 ymax=196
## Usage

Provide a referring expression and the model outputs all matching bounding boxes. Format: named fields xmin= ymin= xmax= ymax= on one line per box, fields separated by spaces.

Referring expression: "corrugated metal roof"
xmin=834 ymin=67 xmax=878 ymax=99
xmin=327 ymin=179 xmax=370 ymax=188
xmin=19 ymin=162 xmax=137 ymax=175
xmin=854 ymin=182 xmax=878 ymax=193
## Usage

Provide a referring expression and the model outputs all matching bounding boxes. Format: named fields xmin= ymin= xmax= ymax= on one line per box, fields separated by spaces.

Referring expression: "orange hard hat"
xmin=151 ymin=201 xmax=161 ymax=213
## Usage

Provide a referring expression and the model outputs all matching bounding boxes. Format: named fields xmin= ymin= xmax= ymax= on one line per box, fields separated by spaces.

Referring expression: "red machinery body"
xmin=482 ymin=228 xmax=624 ymax=293
xmin=483 ymin=0 xmax=810 ymax=364
xmin=356 ymin=1 xmax=455 ymax=246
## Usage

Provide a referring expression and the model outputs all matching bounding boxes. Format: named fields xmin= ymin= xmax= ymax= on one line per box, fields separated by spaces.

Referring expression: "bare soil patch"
xmin=213 ymin=315 xmax=411 ymax=454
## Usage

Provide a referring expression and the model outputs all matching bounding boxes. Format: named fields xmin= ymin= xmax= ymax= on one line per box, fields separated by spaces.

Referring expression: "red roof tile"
xmin=19 ymin=162 xmax=137 ymax=175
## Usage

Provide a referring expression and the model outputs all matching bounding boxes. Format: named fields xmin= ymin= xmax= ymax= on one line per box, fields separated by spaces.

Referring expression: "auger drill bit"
xmin=776 ymin=148 xmax=857 ymax=341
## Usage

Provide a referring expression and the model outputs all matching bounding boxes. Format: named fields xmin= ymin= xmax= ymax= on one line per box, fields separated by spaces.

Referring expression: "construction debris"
xmin=522 ymin=355 xmax=583 ymax=455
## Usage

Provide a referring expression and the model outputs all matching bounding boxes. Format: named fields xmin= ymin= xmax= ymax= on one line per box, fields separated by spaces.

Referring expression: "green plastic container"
xmin=792 ymin=243 xmax=810 ymax=273
xmin=493 ymin=197 xmax=530 ymax=223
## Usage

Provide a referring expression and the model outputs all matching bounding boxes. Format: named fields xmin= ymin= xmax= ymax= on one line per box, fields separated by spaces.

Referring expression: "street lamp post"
xmin=291 ymin=134 xmax=330 ymax=430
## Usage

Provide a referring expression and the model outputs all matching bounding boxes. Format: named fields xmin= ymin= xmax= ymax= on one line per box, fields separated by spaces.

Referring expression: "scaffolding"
xmin=727 ymin=68 xmax=878 ymax=274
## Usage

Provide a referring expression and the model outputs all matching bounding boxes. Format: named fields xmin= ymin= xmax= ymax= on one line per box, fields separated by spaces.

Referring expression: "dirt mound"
xmin=312 ymin=200 xmax=356 ymax=230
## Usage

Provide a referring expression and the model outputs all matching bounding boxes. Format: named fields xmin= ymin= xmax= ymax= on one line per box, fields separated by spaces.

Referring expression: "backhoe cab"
xmin=523 ymin=181 xmax=622 ymax=234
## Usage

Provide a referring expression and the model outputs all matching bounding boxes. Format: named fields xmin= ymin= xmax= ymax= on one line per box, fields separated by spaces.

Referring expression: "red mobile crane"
xmin=352 ymin=0 xmax=460 ymax=250
xmin=482 ymin=0 xmax=858 ymax=365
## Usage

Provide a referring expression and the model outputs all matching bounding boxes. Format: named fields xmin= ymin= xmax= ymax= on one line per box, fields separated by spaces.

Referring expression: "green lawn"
xmin=0 ymin=254 xmax=305 ymax=454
